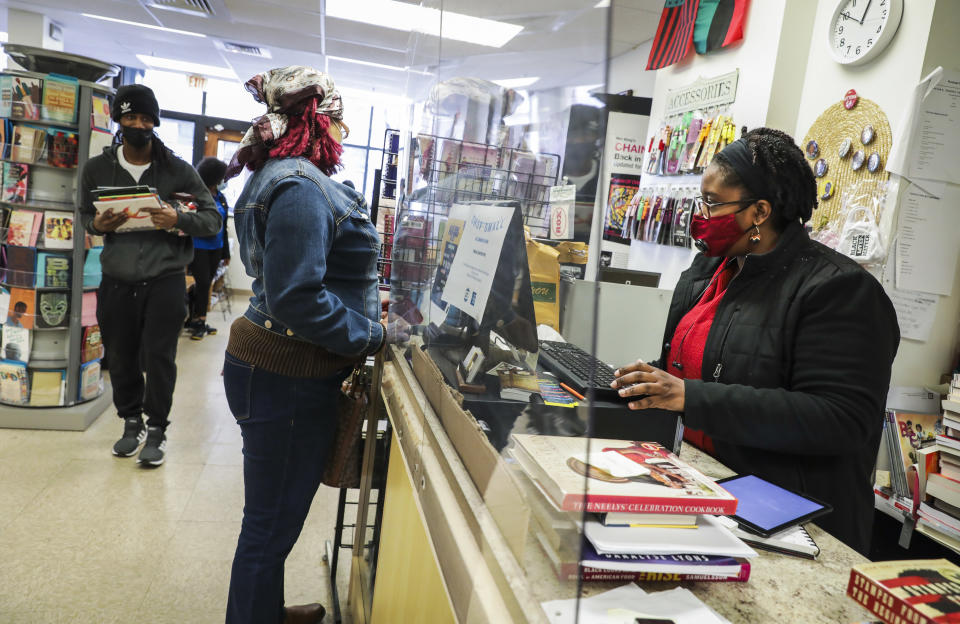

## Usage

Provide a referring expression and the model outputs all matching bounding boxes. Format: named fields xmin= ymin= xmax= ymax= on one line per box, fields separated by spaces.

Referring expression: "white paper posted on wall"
xmin=895 ymin=181 xmax=960 ymax=297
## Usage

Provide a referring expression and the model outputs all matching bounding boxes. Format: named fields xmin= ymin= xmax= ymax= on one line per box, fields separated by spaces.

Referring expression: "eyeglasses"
xmin=692 ymin=196 xmax=759 ymax=220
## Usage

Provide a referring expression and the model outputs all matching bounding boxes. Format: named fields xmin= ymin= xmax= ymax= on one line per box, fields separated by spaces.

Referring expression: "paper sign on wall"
xmin=549 ymin=184 xmax=576 ymax=240
xmin=895 ymin=181 xmax=960 ymax=296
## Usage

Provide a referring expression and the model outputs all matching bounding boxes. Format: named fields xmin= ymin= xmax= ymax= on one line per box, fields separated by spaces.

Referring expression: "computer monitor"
xmin=599 ymin=266 xmax=661 ymax=288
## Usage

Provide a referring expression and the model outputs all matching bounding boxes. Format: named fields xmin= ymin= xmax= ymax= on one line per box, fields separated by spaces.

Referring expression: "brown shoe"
xmin=283 ymin=603 xmax=326 ymax=623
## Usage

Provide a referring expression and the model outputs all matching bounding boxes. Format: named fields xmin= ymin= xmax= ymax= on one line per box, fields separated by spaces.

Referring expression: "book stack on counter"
xmin=847 ymin=558 xmax=960 ymax=624
xmin=509 ymin=434 xmax=756 ymax=583
xmin=877 ymin=409 xmax=941 ymax=516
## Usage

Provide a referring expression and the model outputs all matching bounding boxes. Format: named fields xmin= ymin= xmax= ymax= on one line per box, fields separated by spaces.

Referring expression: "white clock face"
xmin=829 ymin=0 xmax=903 ymax=65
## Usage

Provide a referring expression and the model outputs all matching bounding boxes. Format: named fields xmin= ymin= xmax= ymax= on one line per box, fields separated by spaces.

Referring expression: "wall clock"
xmin=828 ymin=0 xmax=903 ymax=65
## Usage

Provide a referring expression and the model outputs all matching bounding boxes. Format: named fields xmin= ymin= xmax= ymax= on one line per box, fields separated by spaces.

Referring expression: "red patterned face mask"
xmin=690 ymin=213 xmax=751 ymax=257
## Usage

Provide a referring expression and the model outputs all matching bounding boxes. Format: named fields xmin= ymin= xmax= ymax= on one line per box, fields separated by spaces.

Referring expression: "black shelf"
xmin=0 ymin=116 xmax=79 ymax=130
xmin=0 ymin=157 xmax=77 ymax=172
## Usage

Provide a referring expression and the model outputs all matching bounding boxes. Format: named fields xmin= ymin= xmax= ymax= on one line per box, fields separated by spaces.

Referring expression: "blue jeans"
xmin=223 ymin=351 xmax=347 ymax=624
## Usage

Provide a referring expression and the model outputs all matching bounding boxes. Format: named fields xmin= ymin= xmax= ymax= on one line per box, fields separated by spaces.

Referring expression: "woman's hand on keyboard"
xmin=610 ymin=360 xmax=685 ymax=412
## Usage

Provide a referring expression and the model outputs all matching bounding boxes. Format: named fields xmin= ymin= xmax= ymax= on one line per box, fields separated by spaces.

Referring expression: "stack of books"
xmin=509 ymin=434 xmax=756 ymax=583
xmin=912 ymin=384 xmax=960 ymax=549
xmin=877 ymin=408 xmax=941 ymax=513
xmin=847 ymin=558 xmax=960 ymax=624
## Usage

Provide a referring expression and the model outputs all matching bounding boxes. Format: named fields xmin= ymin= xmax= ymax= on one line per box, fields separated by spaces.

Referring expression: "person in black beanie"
xmin=187 ymin=157 xmax=231 ymax=340
xmin=79 ymin=83 xmax=221 ymax=466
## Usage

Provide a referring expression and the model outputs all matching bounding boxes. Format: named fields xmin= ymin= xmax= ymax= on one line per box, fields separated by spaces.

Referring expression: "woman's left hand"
xmin=611 ymin=360 xmax=686 ymax=412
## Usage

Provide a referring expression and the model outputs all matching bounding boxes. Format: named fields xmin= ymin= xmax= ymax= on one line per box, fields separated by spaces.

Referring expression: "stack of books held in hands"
xmin=509 ymin=434 xmax=756 ymax=583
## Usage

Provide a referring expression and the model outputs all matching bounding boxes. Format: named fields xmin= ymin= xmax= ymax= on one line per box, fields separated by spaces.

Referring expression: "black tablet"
xmin=716 ymin=474 xmax=833 ymax=537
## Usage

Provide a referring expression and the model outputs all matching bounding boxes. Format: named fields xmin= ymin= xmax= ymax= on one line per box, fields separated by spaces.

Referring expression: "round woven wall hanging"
xmin=801 ymin=95 xmax=892 ymax=233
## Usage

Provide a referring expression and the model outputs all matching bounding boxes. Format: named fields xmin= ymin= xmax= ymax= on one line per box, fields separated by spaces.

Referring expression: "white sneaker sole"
xmin=112 ymin=430 xmax=147 ymax=457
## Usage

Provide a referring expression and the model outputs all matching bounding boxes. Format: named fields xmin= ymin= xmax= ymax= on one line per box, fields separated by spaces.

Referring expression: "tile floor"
xmin=0 ymin=299 xmax=352 ymax=623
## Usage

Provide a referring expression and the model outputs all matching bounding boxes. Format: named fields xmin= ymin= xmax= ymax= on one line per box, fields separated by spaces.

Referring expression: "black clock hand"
xmin=859 ymin=0 xmax=873 ymax=24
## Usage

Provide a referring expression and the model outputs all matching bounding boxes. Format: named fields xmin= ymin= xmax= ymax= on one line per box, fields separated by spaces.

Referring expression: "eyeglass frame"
xmin=692 ymin=196 xmax=760 ymax=220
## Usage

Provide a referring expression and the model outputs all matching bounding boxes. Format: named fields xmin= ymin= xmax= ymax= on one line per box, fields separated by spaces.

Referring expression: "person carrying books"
xmin=78 ymin=84 xmax=221 ymax=466
xmin=186 ymin=156 xmax=232 ymax=340
xmin=610 ymin=128 xmax=900 ymax=556
xmin=220 ymin=66 xmax=407 ymax=624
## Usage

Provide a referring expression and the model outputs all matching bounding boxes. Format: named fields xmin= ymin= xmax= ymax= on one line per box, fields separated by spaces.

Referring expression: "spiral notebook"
xmin=716 ymin=516 xmax=820 ymax=559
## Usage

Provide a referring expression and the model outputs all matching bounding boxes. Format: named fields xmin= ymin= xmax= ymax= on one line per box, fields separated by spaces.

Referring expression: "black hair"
xmin=196 ymin=157 xmax=228 ymax=188
xmin=712 ymin=127 xmax=817 ymax=232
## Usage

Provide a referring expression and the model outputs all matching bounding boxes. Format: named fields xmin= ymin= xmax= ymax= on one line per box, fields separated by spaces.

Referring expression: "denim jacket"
xmin=233 ymin=157 xmax=383 ymax=358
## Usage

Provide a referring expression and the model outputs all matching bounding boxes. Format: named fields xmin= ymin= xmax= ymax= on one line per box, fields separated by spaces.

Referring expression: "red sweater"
xmin=666 ymin=259 xmax=736 ymax=454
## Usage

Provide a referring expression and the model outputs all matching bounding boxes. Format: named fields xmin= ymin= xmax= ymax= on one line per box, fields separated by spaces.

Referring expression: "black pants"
xmin=98 ymin=272 xmax=186 ymax=429
xmin=189 ymin=248 xmax=222 ymax=321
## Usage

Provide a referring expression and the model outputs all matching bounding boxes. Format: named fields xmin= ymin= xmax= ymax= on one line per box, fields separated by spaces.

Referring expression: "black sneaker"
xmin=204 ymin=324 xmax=218 ymax=336
xmin=138 ymin=426 xmax=167 ymax=466
xmin=112 ymin=416 xmax=146 ymax=457
xmin=190 ymin=322 xmax=206 ymax=341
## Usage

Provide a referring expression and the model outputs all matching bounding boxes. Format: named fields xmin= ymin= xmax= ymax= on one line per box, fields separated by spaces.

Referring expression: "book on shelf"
xmin=30 ymin=328 xmax=68 ymax=367
xmin=28 ymin=369 xmax=65 ymax=406
xmin=40 ymin=73 xmax=78 ymax=124
xmin=81 ymin=291 xmax=97 ymax=326
xmin=88 ymin=128 xmax=113 ymax=159
xmin=1 ymin=325 xmax=30 ymax=362
xmin=583 ymin=514 xmax=758 ymax=558
xmin=36 ymin=291 xmax=69 ymax=329
xmin=0 ymin=75 xmax=12 ymax=117
xmin=41 ymin=210 xmax=74 ymax=250
xmin=79 ymin=359 xmax=102 ymax=401
xmin=82 ymin=247 xmax=103 ymax=288
xmin=6 ymin=287 xmax=35 ymax=329
xmin=715 ymin=515 xmax=820 ymax=559
xmin=81 ymin=325 xmax=102 ymax=363
xmin=10 ymin=124 xmax=47 ymax=163
xmin=91 ymin=94 xmax=112 ymax=132
xmin=46 ymin=128 xmax=79 ymax=169
xmin=10 ymin=76 xmax=41 ymax=121
xmin=35 ymin=252 xmax=71 ymax=288
xmin=917 ymin=446 xmax=940 ymax=503
xmin=6 ymin=245 xmax=37 ymax=288
xmin=847 ymin=559 xmax=960 ymax=624
xmin=940 ymin=453 xmax=960 ymax=482
xmin=498 ymin=368 xmax=539 ymax=401
xmin=0 ymin=118 xmax=9 ymax=159
xmin=925 ymin=473 xmax=960 ymax=509
xmin=0 ymin=358 xmax=29 ymax=404
xmin=510 ymin=434 xmax=738 ymax=514
xmin=887 ymin=409 xmax=941 ymax=498
xmin=2 ymin=161 xmax=29 ymax=203
xmin=6 ymin=210 xmax=37 ymax=246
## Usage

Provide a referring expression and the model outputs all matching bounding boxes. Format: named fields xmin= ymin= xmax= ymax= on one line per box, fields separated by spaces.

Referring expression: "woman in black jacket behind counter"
xmin=611 ymin=128 xmax=899 ymax=555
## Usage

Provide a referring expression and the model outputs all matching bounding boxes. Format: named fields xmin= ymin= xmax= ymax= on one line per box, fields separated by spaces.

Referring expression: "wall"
xmin=794 ymin=0 xmax=958 ymax=387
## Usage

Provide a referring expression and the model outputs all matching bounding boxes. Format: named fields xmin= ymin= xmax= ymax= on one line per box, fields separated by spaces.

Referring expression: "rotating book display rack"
xmin=0 ymin=46 xmax=116 ymax=429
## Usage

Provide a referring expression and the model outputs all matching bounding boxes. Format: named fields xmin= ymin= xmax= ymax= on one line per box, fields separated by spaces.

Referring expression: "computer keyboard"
xmin=538 ymin=340 xmax=621 ymax=400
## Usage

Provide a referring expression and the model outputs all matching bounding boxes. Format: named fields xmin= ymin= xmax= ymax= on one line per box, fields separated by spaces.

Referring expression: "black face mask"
xmin=122 ymin=127 xmax=153 ymax=148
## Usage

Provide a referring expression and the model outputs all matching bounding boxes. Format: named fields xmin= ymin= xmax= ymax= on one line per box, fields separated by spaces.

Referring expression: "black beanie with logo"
xmin=112 ymin=84 xmax=161 ymax=126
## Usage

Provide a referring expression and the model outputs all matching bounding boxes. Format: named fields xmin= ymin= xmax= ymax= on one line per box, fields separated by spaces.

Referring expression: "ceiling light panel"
xmin=136 ymin=54 xmax=237 ymax=78
xmin=81 ymin=13 xmax=207 ymax=37
xmin=325 ymin=0 xmax=522 ymax=48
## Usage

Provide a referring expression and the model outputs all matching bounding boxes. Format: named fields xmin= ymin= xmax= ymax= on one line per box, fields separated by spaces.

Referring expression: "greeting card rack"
xmin=0 ymin=60 xmax=113 ymax=430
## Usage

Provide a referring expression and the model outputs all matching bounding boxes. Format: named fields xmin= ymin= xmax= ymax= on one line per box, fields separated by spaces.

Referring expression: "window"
xmin=155 ymin=117 xmax=196 ymax=163
xmin=204 ymin=78 xmax=266 ymax=123
xmin=142 ymin=70 xmax=203 ymax=114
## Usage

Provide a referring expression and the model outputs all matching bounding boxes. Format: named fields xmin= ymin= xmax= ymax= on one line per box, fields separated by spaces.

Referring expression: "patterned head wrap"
xmin=227 ymin=66 xmax=348 ymax=178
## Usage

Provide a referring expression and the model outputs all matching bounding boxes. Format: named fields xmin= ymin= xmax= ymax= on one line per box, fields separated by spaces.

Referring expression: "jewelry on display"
xmin=860 ymin=124 xmax=875 ymax=145
xmin=838 ymin=138 xmax=852 ymax=158
xmin=867 ymin=152 xmax=882 ymax=173
xmin=819 ymin=179 xmax=835 ymax=200
xmin=851 ymin=149 xmax=866 ymax=171
xmin=814 ymin=158 xmax=828 ymax=177
xmin=805 ymin=140 xmax=820 ymax=159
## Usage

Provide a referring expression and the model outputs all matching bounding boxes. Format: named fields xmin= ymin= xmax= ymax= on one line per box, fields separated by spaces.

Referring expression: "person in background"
xmin=221 ymin=66 xmax=407 ymax=624
xmin=79 ymin=84 xmax=221 ymax=466
xmin=611 ymin=128 xmax=899 ymax=556
xmin=187 ymin=156 xmax=231 ymax=340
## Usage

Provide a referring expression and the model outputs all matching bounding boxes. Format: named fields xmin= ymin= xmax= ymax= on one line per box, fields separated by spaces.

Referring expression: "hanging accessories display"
xmin=867 ymin=152 xmax=882 ymax=173
xmin=814 ymin=158 xmax=828 ymax=177
xmin=838 ymin=138 xmax=852 ymax=158
xmin=749 ymin=224 xmax=761 ymax=244
xmin=851 ymin=149 xmax=866 ymax=171
xmin=800 ymin=90 xmax=892 ymax=235
xmin=806 ymin=140 xmax=820 ymax=159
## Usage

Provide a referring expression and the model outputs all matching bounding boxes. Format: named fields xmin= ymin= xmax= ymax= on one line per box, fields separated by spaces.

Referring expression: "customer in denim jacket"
xmin=221 ymin=66 xmax=391 ymax=624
